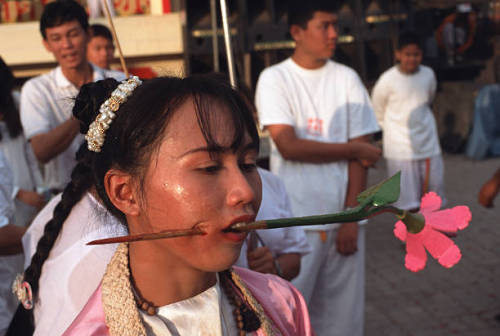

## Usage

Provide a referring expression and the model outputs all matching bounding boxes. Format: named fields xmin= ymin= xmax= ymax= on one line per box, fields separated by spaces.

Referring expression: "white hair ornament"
xmin=85 ymin=76 xmax=142 ymax=152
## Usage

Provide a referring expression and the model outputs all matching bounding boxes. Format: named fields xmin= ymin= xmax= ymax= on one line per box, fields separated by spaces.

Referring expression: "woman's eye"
xmin=240 ymin=162 xmax=257 ymax=172
xmin=200 ymin=165 xmax=221 ymax=173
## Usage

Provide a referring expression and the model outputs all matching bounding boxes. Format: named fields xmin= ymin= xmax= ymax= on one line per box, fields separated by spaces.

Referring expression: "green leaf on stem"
xmin=356 ymin=172 xmax=401 ymax=207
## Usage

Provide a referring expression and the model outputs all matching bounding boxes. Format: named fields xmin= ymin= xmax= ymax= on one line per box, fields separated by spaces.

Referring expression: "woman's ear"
xmin=104 ymin=169 xmax=140 ymax=217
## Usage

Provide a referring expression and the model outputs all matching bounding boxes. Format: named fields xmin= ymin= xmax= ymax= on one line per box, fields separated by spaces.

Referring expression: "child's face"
xmin=87 ymin=36 xmax=115 ymax=69
xmin=395 ymin=44 xmax=422 ymax=74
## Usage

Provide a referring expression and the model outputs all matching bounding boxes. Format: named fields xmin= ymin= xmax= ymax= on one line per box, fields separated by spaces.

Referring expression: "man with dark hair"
xmin=20 ymin=0 xmax=125 ymax=192
xmin=255 ymin=1 xmax=381 ymax=335
xmin=87 ymin=24 xmax=116 ymax=70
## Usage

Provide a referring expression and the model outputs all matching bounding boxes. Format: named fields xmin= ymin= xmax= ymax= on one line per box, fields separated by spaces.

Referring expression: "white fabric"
xmin=256 ymin=58 xmax=375 ymax=336
xmin=371 ymin=65 xmax=441 ymax=160
xmin=292 ymin=228 xmax=365 ymax=336
xmin=23 ymin=192 xmax=126 ymax=336
xmin=20 ymin=65 xmax=125 ymax=189
xmin=386 ymin=155 xmax=445 ymax=210
xmin=0 ymin=150 xmax=13 ymax=228
xmin=0 ymin=121 xmax=44 ymax=227
xmin=87 ymin=0 xmax=115 ymax=18
xmin=235 ymin=168 xmax=311 ymax=268
xmin=255 ymin=58 xmax=379 ymax=230
xmin=0 ymin=150 xmax=18 ymax=336
xmin=142 ymin=278 xmax=237 ymax=336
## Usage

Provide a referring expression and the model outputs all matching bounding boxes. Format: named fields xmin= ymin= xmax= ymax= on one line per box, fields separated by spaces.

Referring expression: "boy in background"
xmin=87 ymin=24 xmax=115 ymax=70
xmin=372 ymin=31 xmax=445 ymax=210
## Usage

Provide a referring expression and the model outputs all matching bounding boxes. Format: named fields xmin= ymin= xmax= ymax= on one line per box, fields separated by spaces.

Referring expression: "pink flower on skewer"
xmin=393 ymin=192 xmax=471 ymax=272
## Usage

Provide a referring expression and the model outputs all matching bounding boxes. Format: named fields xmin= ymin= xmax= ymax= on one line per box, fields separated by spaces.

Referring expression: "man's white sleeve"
xmin=255 ymin=69 xmax=295 ymax=128
xmin=371 ymin=74 xmax=389 ymax=130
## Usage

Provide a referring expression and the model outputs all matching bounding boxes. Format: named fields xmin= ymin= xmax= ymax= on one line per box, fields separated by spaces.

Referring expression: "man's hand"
xmin=336 ymin=222 xmax=359 ymax=256
xmin=351 ymin=142 xmax=381 ymax=167
xmin=247 ymin=247 xmax=277 ymax=275
xmin=17 ymin=190 xmax=46 ymax=210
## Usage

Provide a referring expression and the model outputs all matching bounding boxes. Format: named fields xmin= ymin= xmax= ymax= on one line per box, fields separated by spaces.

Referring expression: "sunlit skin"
xmin=106 ymin=99 xmax=262 ymax=307
xmin=87 ymin=36 xmax=115 ymax=69
xmin=291 ymin=11 xmax=339 ymax=69
xmin=395 ymin=44 xmax=423 ymax=74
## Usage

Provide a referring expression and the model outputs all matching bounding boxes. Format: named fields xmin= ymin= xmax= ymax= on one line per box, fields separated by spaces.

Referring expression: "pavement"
xmin=365 ymin=154 xmax=500 ymax=336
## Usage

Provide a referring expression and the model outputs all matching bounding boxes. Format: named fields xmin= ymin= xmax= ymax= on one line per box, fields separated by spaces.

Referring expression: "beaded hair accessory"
xmin=12 ymin=274 xmax=33 ymax=310
xmin=85 ymin=76 xmax=142 ymax=152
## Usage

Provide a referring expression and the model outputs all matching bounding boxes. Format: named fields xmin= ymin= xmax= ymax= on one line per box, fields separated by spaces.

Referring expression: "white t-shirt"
xmin=20 ymin=65 xmax=125 ymax=190
xmin=23 ymin=192 xmax=126 ymax=336
xmin=235 ymin=168 xmax=311 ymax=268
xmin=255 ymin=58 xmax=379 ymax=230
xmin=371 ymin=65 xmax=441 ymax=160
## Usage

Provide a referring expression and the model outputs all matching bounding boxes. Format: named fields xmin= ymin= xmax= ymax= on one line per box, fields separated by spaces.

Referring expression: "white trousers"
xmin=386 ymin=155 xmax=445 ymax=210
xmin=292 ymin=227 xmax=365 ymax=336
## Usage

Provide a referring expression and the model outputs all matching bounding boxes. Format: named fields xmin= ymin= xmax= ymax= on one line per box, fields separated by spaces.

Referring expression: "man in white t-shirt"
xmin=20 ymin=0 xmax=125 ymax=191
xmin=255 ymin=1 xmax=381 ymax=335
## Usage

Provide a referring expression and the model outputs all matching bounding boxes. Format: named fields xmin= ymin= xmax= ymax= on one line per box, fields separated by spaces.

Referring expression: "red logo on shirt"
xmin=307 ymin=118 xmax=323 ymax=136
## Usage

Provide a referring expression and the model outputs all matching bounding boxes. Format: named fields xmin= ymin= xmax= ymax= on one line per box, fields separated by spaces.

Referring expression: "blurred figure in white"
xmin=235 ymin=167 xmax=311 ymax=281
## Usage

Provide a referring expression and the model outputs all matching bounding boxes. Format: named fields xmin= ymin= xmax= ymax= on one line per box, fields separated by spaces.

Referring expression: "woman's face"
xmin=129 ymin=98 xmax=262 ymax=272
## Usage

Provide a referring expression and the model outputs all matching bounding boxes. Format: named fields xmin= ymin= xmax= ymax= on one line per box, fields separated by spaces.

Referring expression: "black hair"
xmin=288 ymin=0 xmax=340 ymax=28
xmin=0 ymin=57 xmax=22 ymax=141
xmin=89 ymin=23 xmax=113 ymax=42
xmin=40 ymin=0 xmax=89 ymax=40
xmin=7 ymin=75 xmax=259 ymax=335
xmin=397 ymin=31 xmax=423 ymax=51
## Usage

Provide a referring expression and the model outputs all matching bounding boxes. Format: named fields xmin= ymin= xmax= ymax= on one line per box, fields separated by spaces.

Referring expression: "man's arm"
xmin=0 ymin=224 xmax=26 ymax=256
xmin=266 ymin=124 xmax=381 ymax=166
xmin=336 ymin=135 xmax=371 ymax=256
xmin=30 ymin=117 xmax=80 ymax=163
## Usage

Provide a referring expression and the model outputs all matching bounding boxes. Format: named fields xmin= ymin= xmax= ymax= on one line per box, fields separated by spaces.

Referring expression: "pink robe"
xmin=63 ymin=267 xmax=314 ymax=336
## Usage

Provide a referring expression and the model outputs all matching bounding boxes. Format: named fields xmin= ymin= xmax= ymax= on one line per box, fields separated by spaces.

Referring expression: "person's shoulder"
xmin=259 ymin=58 xmax=292 ymax=79
xmin=22 ymin=68 xmax=57 ymax=92
xmin=328 ymin=60 xmax=357 ymax=76
xmin=104 ymin=69 xmax=127 ymax=81
xmin=418 ymin=65 xmax=436 ymax=79
xmin=233 ymin=266 xmax=297 ymax=296
xmin=328 ymin=60 xmax=364 ymax=84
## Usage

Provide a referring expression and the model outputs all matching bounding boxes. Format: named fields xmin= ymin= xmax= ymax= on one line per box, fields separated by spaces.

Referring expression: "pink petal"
xmin=405 ymin=232 xmax=427 ymax=272
xmin=425 ymin=206 xmax=471 ymax=233
xmin=420 ymin=192 xmax=442 ymax=213
xmin=438 ymin=244 xmax=462 ymax=268
xmin=421 ymin=227 xmax=461 ymax=269
xmin=393 ymin=221 xmax=407 ymax=242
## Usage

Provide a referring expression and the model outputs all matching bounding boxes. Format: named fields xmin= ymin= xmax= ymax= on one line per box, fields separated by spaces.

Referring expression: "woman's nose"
xmin=226 ymin=168 xmax=257 ymax=207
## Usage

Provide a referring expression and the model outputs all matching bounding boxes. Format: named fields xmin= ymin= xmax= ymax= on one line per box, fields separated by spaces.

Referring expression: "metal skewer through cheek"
xmin=87 ymin=226 xmax=206 ymax=245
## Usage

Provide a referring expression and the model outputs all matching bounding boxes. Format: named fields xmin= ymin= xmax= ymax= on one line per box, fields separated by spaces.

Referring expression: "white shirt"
xmin=20 ymin=65 xmax=125 ymax=189
xmin=235 ymin=168 xmax=311 ymax=268
xmin=0 ymin=150 xmax=14 ymax=228
xmin=142 ymin=278 xmax=237 ymax=336
xmin=23 ymin=193 xmax=126 ymax=336
xmin=255 ymin=59 xmax=379 ymax=230
xmin=0 ymin=121 xmax=44 ymax=227
xmin=371 ymin=65 xmax=441 ymax=160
